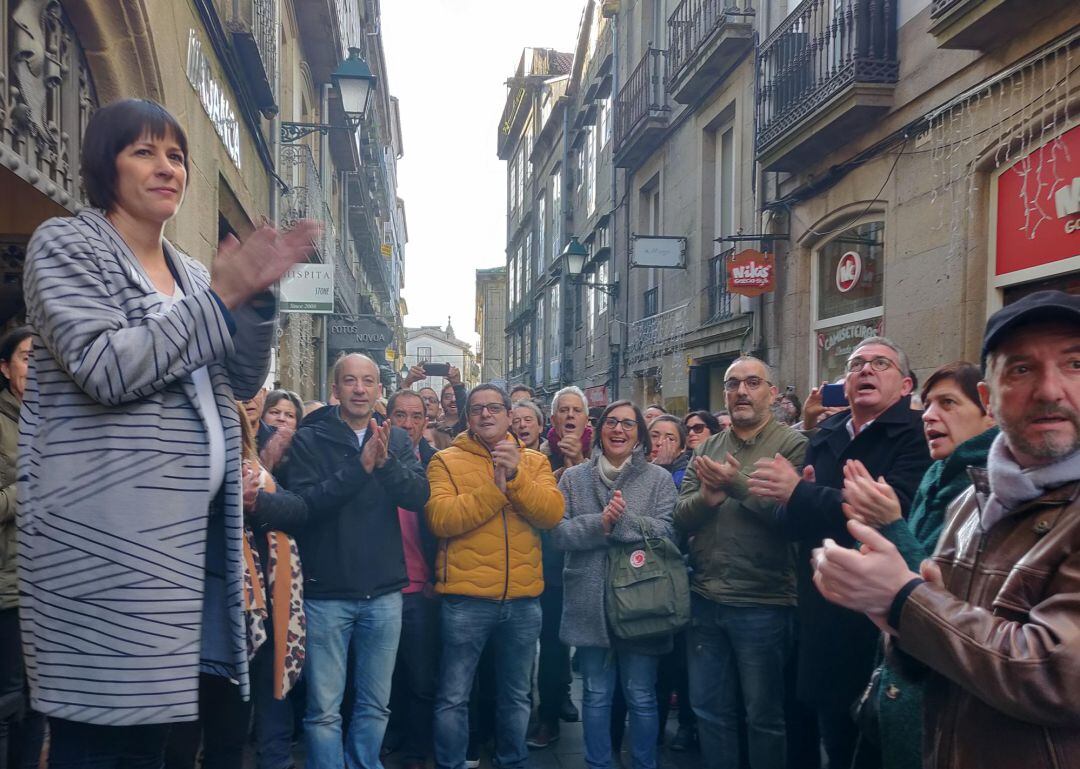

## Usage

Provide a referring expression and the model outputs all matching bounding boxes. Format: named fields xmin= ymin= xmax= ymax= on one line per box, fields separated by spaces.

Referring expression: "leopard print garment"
xmin=268 ymin=531 xmax=305 ymax=699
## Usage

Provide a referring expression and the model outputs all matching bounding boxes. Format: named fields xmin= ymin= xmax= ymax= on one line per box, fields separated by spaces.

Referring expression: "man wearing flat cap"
xmin=811 ymin=290 xmax=1080 ymax=769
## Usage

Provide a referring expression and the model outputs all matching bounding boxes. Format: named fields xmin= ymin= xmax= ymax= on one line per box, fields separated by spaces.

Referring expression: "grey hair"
xmin=512 ymin=398 xmax=545 ymax=424
xmin=853 ymin=336 xmax=911 ymax=377
xmin=551 ymin=385 xmax=587 ymax=413
xmin=725 ymin=355 xmax=775 ymax=383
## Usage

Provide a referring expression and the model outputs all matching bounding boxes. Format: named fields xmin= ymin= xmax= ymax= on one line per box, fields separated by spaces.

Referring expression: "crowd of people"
xmin=0 ymin=97 xmax=1078 ymax=769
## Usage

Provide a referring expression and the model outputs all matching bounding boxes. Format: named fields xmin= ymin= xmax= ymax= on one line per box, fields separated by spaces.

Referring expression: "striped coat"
xmin=17 ymin=209 xmax=275 ymax=725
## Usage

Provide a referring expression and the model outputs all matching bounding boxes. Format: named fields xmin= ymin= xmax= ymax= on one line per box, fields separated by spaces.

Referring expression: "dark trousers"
xmin=392 ymin=591 xmax=440 ymax=761
xmin=817 ymin=696 xmax=881 ymax=769
xmin=536 ymin=584 xmax=570 ymax=726
xmin=164 ymin=674 xmax=252 ymax=769
xmin=0 ymin=608 xmax=45 ymax=769
xmin=48 ymin=719 xmax=169 ymax=769
xmin=251 ymin=641 xmax=296 ymax=769
xmin=656 ymin=629 xmax=695 ymax=737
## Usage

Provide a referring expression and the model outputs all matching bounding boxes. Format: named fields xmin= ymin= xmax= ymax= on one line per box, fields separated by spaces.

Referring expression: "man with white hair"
xmin=541 ymin=386 xmax=591 ymax=479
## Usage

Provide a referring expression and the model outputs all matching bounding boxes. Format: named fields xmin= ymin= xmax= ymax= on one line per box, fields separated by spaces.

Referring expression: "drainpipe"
xmin=609 ymin=11 xmax=621 ymax=401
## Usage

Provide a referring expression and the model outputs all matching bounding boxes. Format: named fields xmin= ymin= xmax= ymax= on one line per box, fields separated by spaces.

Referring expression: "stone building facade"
xmin=499 ymin=0 xmax=1079 ymax=413
xmin=0 ymin=0 xmax=407 ymax=402
xmin=474 ymin=265 xmax=507 ymax=384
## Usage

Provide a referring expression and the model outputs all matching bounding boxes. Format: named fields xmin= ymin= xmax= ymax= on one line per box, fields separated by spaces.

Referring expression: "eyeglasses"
xmin=686 ymin=422 xmax=708 ymax=434
xmin=467 ymin=402 xmax=507 ymax=416
xmin=723 ymin=376 xmax=771 ymax=392
xmin=846 ymin=356 xmax=897 ymax=374
xmin=602 ymin=417 xmax=638 ymax=431
xmin=420 ymin=395 xmax=439 ymax=403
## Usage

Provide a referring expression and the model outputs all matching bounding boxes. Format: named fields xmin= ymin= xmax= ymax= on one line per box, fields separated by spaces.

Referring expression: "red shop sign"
xmin=996 ymin=122 xmax=1080 ymax=277
xmin=727 ymin=249 xmax=776 ymax=297
xmin=584 ymin=385 xmax=609 ymax=408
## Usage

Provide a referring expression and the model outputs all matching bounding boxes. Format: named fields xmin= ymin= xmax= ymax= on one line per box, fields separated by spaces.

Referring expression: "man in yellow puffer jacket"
xmin=426 ymin=383 xmax=563 ymax=769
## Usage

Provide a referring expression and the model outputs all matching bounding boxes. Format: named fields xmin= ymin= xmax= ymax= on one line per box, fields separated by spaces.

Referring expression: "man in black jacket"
xmin=750 ymin=337 xmax=931 ymax=769
xmin=283 ymin=353 xmax=429 ymax=769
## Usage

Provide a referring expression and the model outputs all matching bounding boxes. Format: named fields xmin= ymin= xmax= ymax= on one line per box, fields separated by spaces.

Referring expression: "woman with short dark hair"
xmin=551 ymin=399 xmax=676 ymax=769
xmin=0 ymin=326 xmax=46 ymax=767
xmin=842 ymin=361 xmax=997 ymax=769
xmin=682 ymin=410 xmax=722 ymax=451
xmin=18 ymin=98 xmax=315 ymax=764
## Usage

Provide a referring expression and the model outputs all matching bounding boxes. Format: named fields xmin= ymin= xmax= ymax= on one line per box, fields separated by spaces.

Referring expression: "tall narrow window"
xmin=549 ymin=283 xmax=561 ymax=382
xmin=551 ymin=169 xmax=563 ymax=264
xmin=536 ymin=196 xmax=546 ymax=278
xmin=535 ymin=298 xmax=545 ymax=383
xmin=584 ymin=127 xmax=595 ymax=217
xmin=524 ymin=236 xmax=532 ymax=295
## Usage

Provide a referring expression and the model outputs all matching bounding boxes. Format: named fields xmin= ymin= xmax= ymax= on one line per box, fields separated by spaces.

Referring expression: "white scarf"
xmin=598 ymin=453 xmax=631 ymax=489
xmin=982 ymin=431 xmax=1080 ymax=529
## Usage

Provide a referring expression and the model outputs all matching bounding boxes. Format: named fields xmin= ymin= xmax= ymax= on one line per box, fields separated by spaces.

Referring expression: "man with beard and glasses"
xmin=749 ymin=338 xmax=931 ymax=769
xmin=811 ymin=290 xmax=1080 ymax=769
xmin=675 ymin=356 xmax=807 ymax=769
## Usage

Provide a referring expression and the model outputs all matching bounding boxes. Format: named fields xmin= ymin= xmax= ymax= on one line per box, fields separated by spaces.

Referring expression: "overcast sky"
xmin=380 ymin=0 xmax=584 ymax=347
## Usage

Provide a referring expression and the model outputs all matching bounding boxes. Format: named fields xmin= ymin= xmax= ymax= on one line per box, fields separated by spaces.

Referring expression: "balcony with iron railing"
xmin=279 ymin=143 xmax=358 ymax=314
xmin=666 ymin=0 xmax=755 ymax=105
xmin=927 ymin=0 xmax=1069 ymax=50
xmin=614 ymin=47 xmax=671 ymax=170
xmin=755 ymin=0 xmax=898 ymax=172
xmin=225 ymin=0 xmax=277 ymax=115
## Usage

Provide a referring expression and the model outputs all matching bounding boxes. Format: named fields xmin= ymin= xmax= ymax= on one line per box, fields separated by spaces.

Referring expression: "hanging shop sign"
xmin=727 ymin=249 xmax=776 ymax=297
xmin=185 ymin=30 xmax=242 ymax=169
xmin=835 ymin=251 xmax=862 ymax=293
xmin=327 ymin=316 xmax=393 ymax=351
xmin=995 ymin=123 xmax=1080 ymax=280
xmin=279 ymin=263 xmax=334 ymax=313
xmin=629 ymin=235 xmax=687 ymax=268
xmin=584 ymin=385 xmax=610 ymax=408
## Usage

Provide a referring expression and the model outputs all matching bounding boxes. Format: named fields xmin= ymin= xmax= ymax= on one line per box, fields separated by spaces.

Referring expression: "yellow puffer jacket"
xmin=425 ymin=431 xmax=563 ymax=599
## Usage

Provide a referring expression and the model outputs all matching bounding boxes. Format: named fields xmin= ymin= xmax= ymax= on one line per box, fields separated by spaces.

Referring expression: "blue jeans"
xmin=433 ymin=596 xmax=541 ymax=769
xmin=687 ymin=596 xmax=794 ymax=769
xmin=577 ymin=646 xmax=660 ymax=769
xmin=304 ymin=592 xmax=403 ymax=769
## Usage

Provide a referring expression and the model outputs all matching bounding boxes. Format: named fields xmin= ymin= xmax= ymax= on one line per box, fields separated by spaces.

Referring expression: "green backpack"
xmin=605 ymin=520 xmax=691 ymax=641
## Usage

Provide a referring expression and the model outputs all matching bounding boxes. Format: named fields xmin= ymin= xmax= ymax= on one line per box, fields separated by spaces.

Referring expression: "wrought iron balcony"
xmin=755 ymin=0 xmax=898 ymax=171
xmin=666 ymin=0 xmax=755 ymax=105
xmin=226 ymin=0 xmax=278 ymax=115
xmin=614 ymin=48 xmax=671 ymax=170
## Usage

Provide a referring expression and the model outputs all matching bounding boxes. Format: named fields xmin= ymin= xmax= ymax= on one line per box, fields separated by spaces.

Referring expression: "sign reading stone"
xmin=280 ymin=263 xmax=334 ymax=313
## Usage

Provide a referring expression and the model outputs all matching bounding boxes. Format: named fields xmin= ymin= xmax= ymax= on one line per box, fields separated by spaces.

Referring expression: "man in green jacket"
xmin=675 ymin=356 xmax=807 ymax=769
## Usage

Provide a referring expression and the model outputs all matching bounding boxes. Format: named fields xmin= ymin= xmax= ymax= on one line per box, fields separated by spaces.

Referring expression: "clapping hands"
xmin=602 ymin=490 xmax=626 ymax=535
xmin=360 ymin=421 xmax=392 ymax=473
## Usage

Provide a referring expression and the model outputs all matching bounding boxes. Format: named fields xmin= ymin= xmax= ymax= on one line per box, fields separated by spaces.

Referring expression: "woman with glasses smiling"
xmin=550 ymin=400 xmax=678 ymax=769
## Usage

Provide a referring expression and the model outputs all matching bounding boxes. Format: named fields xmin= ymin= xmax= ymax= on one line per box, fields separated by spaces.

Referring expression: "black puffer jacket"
xmin=281 ymin=407 xmax=429 ymax=600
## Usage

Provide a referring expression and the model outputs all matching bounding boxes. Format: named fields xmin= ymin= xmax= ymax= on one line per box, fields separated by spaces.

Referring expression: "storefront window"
xmin=813 ymin=220 xmax=885 ymax=383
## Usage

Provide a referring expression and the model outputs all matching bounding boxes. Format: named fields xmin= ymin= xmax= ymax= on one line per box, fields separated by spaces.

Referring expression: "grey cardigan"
xmin=551 ymin=450 xmax=676 ymax=649
xmin=18 ymin=209 xmax=274 ymax=725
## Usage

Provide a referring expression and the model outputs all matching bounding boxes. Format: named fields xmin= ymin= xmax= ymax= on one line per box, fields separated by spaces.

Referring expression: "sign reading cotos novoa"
xmin=328 ymin=316 xmax=393 ymax=352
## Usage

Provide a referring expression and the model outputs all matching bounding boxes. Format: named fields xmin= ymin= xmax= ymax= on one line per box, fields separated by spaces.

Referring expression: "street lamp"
xmin=281 ymin=47 xmax=377 ymax=142
xmin=561 ymin=236 xmax=618 ymax=295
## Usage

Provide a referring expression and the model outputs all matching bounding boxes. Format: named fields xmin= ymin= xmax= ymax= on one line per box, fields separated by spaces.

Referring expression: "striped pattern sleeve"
xmin=24 ymin=217 xmax=237 ymax=407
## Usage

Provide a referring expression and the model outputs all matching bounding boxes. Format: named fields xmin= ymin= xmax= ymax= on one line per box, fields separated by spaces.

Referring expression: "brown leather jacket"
xmin=894 ymin=472 xmax=1080 ymax=769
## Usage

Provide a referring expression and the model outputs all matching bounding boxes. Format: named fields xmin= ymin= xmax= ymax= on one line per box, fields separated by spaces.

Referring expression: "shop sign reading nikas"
xmin=727 ymin=249 xmax=776 ymax=297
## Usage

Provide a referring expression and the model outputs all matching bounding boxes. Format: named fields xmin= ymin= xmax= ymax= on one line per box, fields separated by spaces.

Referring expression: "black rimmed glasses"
xmin=602 ymin=417 xmax=637 ymax=431
xmin=723 ymin=376 xmax=771 ymax=392
xmin=846 ymin=356 xmax=897 ymax=374
xmin=467 ymin=403 xmax=507 ymax=416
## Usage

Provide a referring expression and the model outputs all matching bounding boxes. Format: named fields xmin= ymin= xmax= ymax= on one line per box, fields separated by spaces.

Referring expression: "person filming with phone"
xmin=748 ymin=337 xmax=931 ymax=769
